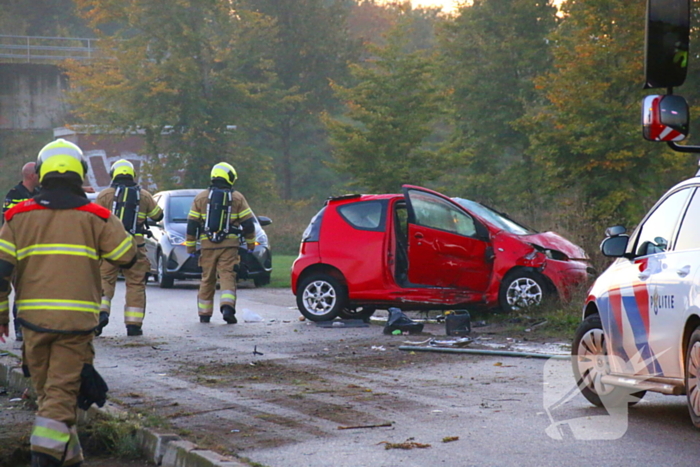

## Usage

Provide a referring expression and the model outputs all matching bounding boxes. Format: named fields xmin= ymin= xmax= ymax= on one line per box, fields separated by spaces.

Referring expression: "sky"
xmin=411 ymin=0 xmax=461 ymax=12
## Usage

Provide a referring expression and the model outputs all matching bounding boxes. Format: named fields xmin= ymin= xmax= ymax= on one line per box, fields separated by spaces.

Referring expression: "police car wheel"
xmin=572 ymin=314 xmax=645 ymax=407
xmin=498 ymin=270 xmax=547 ymax=313
xmin=297 ymin=273 xmax=347 ymax=322
xmin=684 ymin=327 xmax=700 ymax=427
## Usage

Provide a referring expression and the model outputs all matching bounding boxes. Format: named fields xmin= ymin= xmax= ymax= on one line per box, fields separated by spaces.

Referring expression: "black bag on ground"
xmin=112 ymin=184 xmax=140 ymax=235
xmin=78 ymin=364 xmax=109 ymax=410
xmin=383 ymin=307 xmax=424 ymax=335
xmin=204 ymin=187 xmax=232 ymax=243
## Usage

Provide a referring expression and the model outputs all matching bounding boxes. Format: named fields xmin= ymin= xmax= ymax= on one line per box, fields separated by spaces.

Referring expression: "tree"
xmin=521 ymin=0 xmax=695 ymax=236
xmin=438 ymin=0 xmax=558 ymax=208
xmin=241 ymin=0 xmax=358 ymax=200
xmin=65 ymin=0 xmax=276 ymax=196
xmin=325 ymin=24 xmax=448 ymax=193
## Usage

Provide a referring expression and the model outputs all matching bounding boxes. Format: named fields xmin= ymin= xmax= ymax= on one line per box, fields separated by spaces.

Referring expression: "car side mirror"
xmin=642 ymin=95 xmax=688 ymax=141
xmin=257 ymin=216 xmax=272 ymax=227
xmin=644 ymin=0 xmax=689 ymax=89
xmin=605 ymin=225 xmax=627 ymax=237
xmin=474 ymin=220 xmax=489 ymax=241
xmin=601 ymin=235 xmax=630 ymax=257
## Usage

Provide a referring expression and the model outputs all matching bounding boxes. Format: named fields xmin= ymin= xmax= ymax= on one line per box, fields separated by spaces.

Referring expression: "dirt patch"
xmin=0 ymin=388 xmax=33 ymax=467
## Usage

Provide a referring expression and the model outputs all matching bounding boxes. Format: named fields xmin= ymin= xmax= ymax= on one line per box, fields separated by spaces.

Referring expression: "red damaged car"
xmin=292 ymin=185 xmax=592 ymax=321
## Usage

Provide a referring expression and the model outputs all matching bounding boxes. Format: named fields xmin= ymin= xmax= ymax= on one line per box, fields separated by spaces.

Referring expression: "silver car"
xmin=144 ymin=189 xmax=272 ymax=288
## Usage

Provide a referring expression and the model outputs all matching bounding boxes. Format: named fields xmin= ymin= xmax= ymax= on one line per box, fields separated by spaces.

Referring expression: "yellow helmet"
xmin=110 ymin=159 xmax=135 ymax=180
xmin=36 ymin=138 xmax=87 ymax=183
xmin=210 ymin=162 xmax=237 ymax=185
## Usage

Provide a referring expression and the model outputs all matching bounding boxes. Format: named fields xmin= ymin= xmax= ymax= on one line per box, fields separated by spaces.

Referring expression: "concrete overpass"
xmin=0 ymin=35 xmax=97 ymax=130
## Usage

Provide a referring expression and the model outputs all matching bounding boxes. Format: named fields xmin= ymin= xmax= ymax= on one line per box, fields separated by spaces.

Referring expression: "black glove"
xmin=77 ymin=363 xmax=109 ymax=410
xmin=94 ymin=311 xmax=109 ymax=337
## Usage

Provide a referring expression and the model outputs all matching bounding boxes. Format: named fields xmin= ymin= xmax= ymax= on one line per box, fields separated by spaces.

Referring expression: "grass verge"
xmin=268 ymin=254 xmax=295 ymax=288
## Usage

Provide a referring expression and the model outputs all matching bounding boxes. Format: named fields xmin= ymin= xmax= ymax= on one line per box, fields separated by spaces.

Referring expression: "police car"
xmin=572 ymin=171 xmax=700 ymax=426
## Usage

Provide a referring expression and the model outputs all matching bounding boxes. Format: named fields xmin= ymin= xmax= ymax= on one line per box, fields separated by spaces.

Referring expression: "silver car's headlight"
xmin=167 ymin=231 xmax=186 ymax=245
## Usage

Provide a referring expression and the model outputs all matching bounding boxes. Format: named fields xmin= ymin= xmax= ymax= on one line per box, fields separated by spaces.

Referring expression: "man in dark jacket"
xmin=2 ymin=161 xmax=40 ymax=341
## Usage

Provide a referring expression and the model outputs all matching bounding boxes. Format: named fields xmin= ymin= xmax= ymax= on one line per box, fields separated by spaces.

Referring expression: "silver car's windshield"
xmin=169 ymin=196 xmax=194 ymax=223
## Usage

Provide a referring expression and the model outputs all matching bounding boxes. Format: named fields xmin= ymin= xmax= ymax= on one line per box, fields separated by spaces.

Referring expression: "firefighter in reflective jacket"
xmin=0 ymin=139 xmax=136 ymax=467
xmin=186 ymin=162 xmax=256 ymax=324
xmin=95 ymin=159 xmax=163 ymax=337
xmin=2 ymin=161 xmax=40 ymax=341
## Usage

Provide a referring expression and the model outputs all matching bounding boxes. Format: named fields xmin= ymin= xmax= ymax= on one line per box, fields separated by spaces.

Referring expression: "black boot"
xmin=222 ymin=306 xmax=237 ymax=324
xmin=31 ymin=452 xmax=61 ymax=467
xmin=126 ymin=325 xmax=143 ymax=336
xmin=200 ymin=315 xmax=211 ymax=323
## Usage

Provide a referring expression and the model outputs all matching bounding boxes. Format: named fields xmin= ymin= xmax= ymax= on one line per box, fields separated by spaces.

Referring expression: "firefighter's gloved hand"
xmin=77 ymin=364 xmax=109 ymax=410
xmin=94 ymin=311 xmax=109 ymax=337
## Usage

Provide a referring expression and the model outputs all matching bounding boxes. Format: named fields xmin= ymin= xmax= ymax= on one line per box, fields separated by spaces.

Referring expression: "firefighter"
xmin=95 ymin=159 xmax=163 ymax=337
xmin=2 ymin=161 xmax=40 ymax=342
xmin=0 ymin=139 xmax=136 ymax=467
xmin=186 ymin=162 xmax=257 ymax=324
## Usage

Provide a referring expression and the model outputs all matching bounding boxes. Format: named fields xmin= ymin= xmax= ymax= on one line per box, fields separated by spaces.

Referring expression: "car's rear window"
xmin=337 ymin=201 xmax=386 ymax=231
xmin=169 ymin=196 xmax=194 ymax=223
xmin=301 ymin=207 xmax=325 ymax=242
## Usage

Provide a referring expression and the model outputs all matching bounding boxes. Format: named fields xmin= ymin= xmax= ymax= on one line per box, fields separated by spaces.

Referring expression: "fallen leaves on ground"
xmin=378 ymin=438 xmax=431 ymax=450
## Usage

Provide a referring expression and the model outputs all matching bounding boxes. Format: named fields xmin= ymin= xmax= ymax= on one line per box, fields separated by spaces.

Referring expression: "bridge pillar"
xmin=0 ymin=63 xmax=69 ymax=130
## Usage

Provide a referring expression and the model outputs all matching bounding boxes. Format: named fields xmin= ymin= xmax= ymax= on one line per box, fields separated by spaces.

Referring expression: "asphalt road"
xmin=3 ymin=281 xmax=700 ymax=466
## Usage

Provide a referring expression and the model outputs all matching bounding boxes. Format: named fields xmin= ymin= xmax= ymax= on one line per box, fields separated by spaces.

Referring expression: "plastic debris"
xmin=241 ymin=308 xmax=264 ymax=323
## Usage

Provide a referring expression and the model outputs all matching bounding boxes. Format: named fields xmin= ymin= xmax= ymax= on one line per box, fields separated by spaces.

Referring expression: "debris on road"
xmin=383 ymin=308 xmax=424 ymax=335
xmin=337 ymin=422 xmax=393 ymax=430
xmin=442 ymin=436 xmax=459 ymax=443
xmin=379 ymin=438 xmax=431 ymax=450
xmin=315 ymin=319 xmax=369 ymax=328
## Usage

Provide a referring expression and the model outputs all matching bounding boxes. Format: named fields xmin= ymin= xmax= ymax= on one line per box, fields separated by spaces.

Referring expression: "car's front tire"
xmin=684 ymin=326 xmax=700 ymax=427
xmin=572 ymin=314 xmax=645 ymax=407
xmin=297 ymin=273 xmax=347 ymax=322
xmin=156 ymin=251 xmax=174 ymax=289
xmin=498 ymin=270 xmax=548 ymax=313
xmin=254 ymin=275 xmax=270 ymax=288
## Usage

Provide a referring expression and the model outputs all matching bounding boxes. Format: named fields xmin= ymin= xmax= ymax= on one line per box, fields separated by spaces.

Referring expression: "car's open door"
xmin=402 ymin=185 xmax=492 ymax=291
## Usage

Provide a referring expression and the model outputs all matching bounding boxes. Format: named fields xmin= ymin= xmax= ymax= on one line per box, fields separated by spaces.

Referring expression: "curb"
xmin=0 ymin=356 xmax=248 ymax=467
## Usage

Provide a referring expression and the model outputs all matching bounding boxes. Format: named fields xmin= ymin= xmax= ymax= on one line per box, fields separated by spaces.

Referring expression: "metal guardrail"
xmin=0 ymin=35 xmax=98 ymax=63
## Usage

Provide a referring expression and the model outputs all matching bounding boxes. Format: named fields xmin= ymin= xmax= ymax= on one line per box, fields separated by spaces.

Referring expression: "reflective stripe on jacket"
xmin=0 ymin=199 xmax=136 ymax=330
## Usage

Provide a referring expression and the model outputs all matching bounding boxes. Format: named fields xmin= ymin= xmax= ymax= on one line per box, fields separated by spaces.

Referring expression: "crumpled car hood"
xmin=522 ymin=231 xmax=588 ymax=260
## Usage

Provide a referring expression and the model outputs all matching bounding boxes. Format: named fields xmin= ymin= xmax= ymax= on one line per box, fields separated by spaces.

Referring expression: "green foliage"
xmin=348 ymin=1 xmax=444 ymax=51
xmin=67 ymin=0 xmax=277 ymax=198
xmin=0 ymin=0 xmax=92 ymax=36
xmin=81 ymin=416 xmax=141 ymax=460
xmin=437 ymin=0 xmax=558 ymax=208
xmin=253 ymin=197 xmax=321 ymax=255
xmin=0 ymin=131 xmax=52 ymax=201
xmin=326 ymin=23 xmax=449 ymax=193
xmin=269 ymin=255 xmax=296 ymax=288
xmin=520 ymin=0 xmax=695 ymax=239
xmin=241 ymin=0 xmax=359 ymax=200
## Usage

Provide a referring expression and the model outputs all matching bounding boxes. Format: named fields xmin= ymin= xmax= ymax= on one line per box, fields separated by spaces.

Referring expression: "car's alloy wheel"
xmin=685 ymin=327 xmax=700 ymax=427
xmin=572 ymin=314 xmax=645 ymax=407
xmin=502 ymin=274 xmax=543 ymax=312
xmin=297 ymin=274 xmax=347 ymax=322
xmin=157 ymin=251 xmax=174 ymax=289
